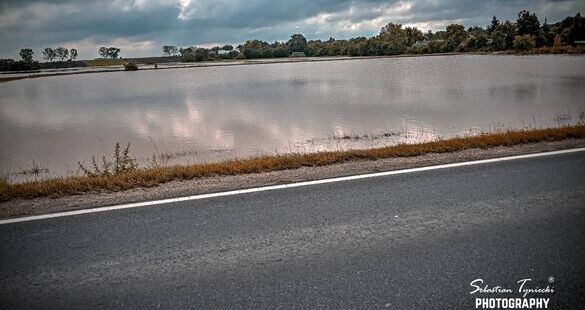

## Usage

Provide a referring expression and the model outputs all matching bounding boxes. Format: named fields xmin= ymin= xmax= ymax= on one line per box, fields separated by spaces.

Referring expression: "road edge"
xmin=2 ymin=146 xmax=584 ymax=225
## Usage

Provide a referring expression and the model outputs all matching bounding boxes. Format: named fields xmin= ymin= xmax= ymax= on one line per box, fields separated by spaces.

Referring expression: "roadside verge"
xmin=1 ymin=132 xmax=584 ymax=219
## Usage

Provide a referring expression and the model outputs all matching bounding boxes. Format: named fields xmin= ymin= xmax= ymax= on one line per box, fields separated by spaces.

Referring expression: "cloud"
xmin=0 ymin=0 xmax=583 ymax=59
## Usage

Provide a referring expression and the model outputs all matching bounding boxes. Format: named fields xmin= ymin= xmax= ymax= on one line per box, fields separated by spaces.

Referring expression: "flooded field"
xmin=1 ymin=54 xmax=584 ymax=181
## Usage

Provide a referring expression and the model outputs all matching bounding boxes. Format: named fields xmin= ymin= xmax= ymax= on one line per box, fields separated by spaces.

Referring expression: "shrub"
xmin=123 ymin=61 xmax=139 ymax=71
xmin=78 ymin=142 xmax=138 ymax=177
xmin=514 ymin=34 xmax=536 ymax=51
xmin=0 ymin=59 xmax=41 ymax=71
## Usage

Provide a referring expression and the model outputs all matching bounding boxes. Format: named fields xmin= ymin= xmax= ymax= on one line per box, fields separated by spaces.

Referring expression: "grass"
xmin=512 ymin=45 xmax=585 ymax=55
xmin=1 ymin=125 xmax=585 ymax=202
xmin=83 ymin=59 xmax=127 ymax=67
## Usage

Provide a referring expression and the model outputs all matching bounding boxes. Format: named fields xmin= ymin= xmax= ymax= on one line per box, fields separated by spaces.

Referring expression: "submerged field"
xmin=1 ymin=55 xmax=585 ymax=182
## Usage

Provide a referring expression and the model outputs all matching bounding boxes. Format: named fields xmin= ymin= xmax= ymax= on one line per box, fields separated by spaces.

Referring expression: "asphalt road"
xmin=1 ymin=151 xmax=585 ymax=309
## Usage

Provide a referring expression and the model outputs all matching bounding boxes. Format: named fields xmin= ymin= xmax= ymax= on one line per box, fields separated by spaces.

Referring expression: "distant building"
xmin=575 ymin=40 xmax=585 ymax=46
xmin=290 ymin=52 xmax=306 ymax=57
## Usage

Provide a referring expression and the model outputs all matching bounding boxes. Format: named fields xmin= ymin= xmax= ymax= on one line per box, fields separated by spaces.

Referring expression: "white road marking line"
xmin=1 ymin=147 xmax=584 ymax=225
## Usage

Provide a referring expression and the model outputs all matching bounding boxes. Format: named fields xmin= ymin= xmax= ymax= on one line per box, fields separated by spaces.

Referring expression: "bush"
xmin=40 ymin=61 xmax=87 ymax=69
xmin=123 ymin=61 xmax=139 ymax=71
xmin=0 ymin=59 xmax=41 ymax=71
xmin=514 ymin=34 xmax=536 ymax=51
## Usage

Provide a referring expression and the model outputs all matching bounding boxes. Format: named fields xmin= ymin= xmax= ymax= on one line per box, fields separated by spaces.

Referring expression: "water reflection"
xmin=1 ymin=55 xmax=584 ymax=181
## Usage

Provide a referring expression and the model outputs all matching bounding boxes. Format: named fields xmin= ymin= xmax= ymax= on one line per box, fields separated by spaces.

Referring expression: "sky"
xmin=0 ymin=0 xmax=583 ymax=60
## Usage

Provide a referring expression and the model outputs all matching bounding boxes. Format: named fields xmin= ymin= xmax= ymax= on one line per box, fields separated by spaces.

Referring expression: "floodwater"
xmin=1 ymin=54 xmax=584 ymax=181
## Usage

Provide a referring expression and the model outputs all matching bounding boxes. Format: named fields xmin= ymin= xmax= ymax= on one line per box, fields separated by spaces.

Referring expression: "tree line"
xmin=2 ymin=10 xmax=583 ymax=71
xmin=41 ymin=47 xmax=78 ymax=62
xmin=160 ymin=44 xmax=237 ymax=61
xmin=0 ymin=45 xmax=119 ymax=71
xmin=0 ymin=47 xmax=81 ymax=71
xmin=164 ymin=10 xmax=583 ymax=62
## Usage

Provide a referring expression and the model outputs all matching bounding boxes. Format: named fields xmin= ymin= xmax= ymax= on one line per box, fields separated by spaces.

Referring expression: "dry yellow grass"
xmin=1 ymin=125 xmax=585 ymax=201
xmin=83 ymin=59 xmax=127 ymax=67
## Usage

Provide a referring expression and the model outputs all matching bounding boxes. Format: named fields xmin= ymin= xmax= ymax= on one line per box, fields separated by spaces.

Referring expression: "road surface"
xmin=1 ymin=151 xmax=585 ymax=309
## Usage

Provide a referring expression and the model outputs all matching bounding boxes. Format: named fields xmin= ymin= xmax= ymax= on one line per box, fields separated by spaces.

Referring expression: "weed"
xmin=123 ymin=61 xmax=139 ymax=71
xmin=83 ymin=59 xmax=127 ymax=67
xmin=554 ymin=113 xmax=572 ymax=127
xmin=18 ymin=160 xmax=49 ymax=176
xmin=78 ymin=142 xmax=137 ymax=177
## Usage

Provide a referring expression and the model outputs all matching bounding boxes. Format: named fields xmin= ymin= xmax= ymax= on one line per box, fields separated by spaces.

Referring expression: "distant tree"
xmin=170 ymin=45 xmax=178 ymax=55
xmin=69 ymin=48 xmax=78 ymax=60
xmin=194 ymin=48 xmax=209 ymax=61
xmin=513 ymin=34 xmax=536 ymax=50
xmin=443 ymin=24 xmax=467 ymax=51
xmin=488 ymin=16 xmax=500 ymax=34
xmin=379 ymin=22 xmax=405 ymax=42
xmin=502 ymin=21 xmax=517 ymax=49
xmin=0 ymin=59 xmax=16 ymax=71
xmin=542 ymin=17 xmax=550 ymax=33
xmin=475 ymin=33 xmax=489 ymax=48
xmin=107 ymin=47 xmax=121 ymax=59
xmin=179 ymin=46 xmax=197 ymax=62
xmin=42 ymin=47 xmax=56 ymax=62
xmin=19 ymin=48 xmax=34 ymax=63
xmin=558 ymin=13 xmax=585 ymax=46
xmin=55 ymin=47 xmax=69 ymax=61
xmin=360 ymin=37 xmax=387 ymax=56
xmin=378 ymin=22 xmax=407 ymax=54
xmin=490 ymin=30 xmax=507 ymax=50
xmin=287 ymin=33 xmax=307 ymax=54
xmin=98 ymin=46 xmax=120 ymax=59
xmin=463 ymin=31 xmax=489 ymax=51
xmin=241 ymin=40 xmax=273 ymax=58
xmin=179 ymin=47 xmax=210 ymax=61
xmin=162 ymin=45 xmax=178 ymax=56
xmin=516 ymin=10 xmax=541 ymax=36
xmin=491 ymin=21 xmax=516 ymax=50
xmin=210 ymin=46 xmax=221 ymax=54
xmin=271 ymin=42 xmax=289 ymax=57
xmin=516 ymin=10 xmax=543 ymax=46
xmin=98 ymin=46 xmax=108 ymax=58
xmin=404 ymin=27 xmax=424 ymax=46
xmin=541 ymin=18 xmax=556 ymax=47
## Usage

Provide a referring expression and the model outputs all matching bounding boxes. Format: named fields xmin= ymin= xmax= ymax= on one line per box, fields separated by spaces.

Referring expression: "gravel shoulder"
xmin=1 ymin=138 xmax=584 ymax=219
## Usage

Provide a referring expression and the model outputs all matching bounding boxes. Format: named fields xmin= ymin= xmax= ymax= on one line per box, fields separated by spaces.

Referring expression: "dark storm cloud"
xmin=0 ymin=0 xmax=583 ymax=58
